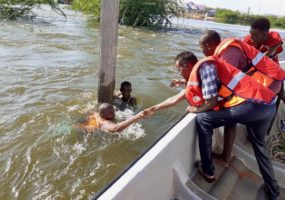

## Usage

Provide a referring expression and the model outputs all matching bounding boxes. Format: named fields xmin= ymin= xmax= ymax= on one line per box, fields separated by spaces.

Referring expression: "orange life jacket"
xmin=244 ymin=32 xmax=283 ymax=63
xmin=185 ymin=56 xmax=275 ymax=109
xmin=87 ymin=118 xmax=98 ymax=127
xmin=82 ymin=115 xmax=100 ymax=129
xmin=214 ymin=38 xmax=285 ymax=94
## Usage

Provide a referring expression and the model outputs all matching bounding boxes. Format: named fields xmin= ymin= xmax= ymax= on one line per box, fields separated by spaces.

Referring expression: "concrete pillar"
xmin=98 ymin=0 xmax=120 ymax=103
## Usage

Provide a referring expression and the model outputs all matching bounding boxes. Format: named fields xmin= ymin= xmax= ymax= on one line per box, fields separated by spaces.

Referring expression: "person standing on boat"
xmin=244 ymin=17 xmax=285 ymax=134
xmin=144 ymin=51 xmax=280 ymax=200
xmin=199 ymin=30 xmax=285 ymax=167
xmin=244 ymin=17 xmax=283 ymax=64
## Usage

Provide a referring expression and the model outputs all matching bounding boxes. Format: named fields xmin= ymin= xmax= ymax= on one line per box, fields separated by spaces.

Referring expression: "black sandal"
xmin=196 ymin=161 xmax=216 ymax=183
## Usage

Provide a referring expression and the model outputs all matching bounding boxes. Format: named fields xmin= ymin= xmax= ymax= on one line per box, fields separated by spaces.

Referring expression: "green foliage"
xmin=72 ymin=0 xmax=100 ymax=16
xmin=215 ymin=8 xmax=285 ymax=29
xmin=72 ymin=0 xmax=179 ymax=29
xmin=215 ymin=9 xmax=240 ymax=24
xmin=0 ymin=0 xmax=65 ymax=19
xmin=268 ymin=16 xmax=285 ymax=28
xmin=119 ymin=0 xmax=178 ymax=28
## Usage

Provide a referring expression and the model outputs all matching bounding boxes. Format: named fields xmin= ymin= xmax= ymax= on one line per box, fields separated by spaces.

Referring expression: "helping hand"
xmin=136 ymin=110 xmax=152 ymax=119
xmin=170 ymin=78 xmax=186 ymax=88
xmin=142 ymin=107 xmax=155 ymax=119
xmin=185 ymin=105 xmax=198 ymax=113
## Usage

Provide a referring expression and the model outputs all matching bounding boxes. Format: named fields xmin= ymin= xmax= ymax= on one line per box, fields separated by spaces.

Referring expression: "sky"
xmin=192 ymin=0 xmax=284 ymax=16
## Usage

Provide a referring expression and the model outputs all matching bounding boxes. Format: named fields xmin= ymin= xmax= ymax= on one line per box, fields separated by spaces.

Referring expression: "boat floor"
xmin=187 ymin=157 xmax=285 ymax=200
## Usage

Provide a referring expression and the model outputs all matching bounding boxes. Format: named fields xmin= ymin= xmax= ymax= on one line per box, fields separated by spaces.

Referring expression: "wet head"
xmin=120 ymin=81 xmax=132 ymax=101
xmin=199 ymin=30 xmax=221 ymax=56
xmin=99 ymin=103 xmax=115 ymax=120
xmin=175 ymin=51 xmax=198 ymax=80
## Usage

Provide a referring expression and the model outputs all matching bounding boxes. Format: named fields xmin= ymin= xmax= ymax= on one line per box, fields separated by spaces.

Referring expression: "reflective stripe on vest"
xmin=215 ymin=39 xmax=281 ymax=93
xmin=252 ymin=52 xmax=264 ymax=66
xmin=187 ymin=80 xmax=199 ymax=86
xmin=227 ymin=71 xmax=246 ymax=90
xmin=185 ymin=56 xmax=275 ymax=110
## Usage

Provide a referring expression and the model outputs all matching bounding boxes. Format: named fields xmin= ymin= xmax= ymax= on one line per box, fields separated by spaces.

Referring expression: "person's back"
xmin=199 ymin=30 xmax=248 ymax=70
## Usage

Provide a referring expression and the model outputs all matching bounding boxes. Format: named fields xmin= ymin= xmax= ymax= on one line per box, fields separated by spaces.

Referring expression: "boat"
xmin=93 ymin=61 xmax=285 ymax=200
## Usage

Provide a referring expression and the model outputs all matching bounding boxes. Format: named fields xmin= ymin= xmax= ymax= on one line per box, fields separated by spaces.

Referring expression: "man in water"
xmin=114 ymin=81 xmax=137 ymax=108
xmin=77 ymin=103 xmax=145 ymax=133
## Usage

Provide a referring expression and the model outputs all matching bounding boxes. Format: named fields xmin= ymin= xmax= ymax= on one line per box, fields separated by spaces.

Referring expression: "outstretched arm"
xmin=101 ymin=111 xmax=145 ymax=133
xmin=145 ymin=90 xmax=186 ymax=116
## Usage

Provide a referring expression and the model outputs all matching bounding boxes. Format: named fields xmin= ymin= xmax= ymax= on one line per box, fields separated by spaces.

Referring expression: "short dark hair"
xmin=200 ymin=30 xmax=221 ymax=46
xmin=175 ymin=51 xmax=198 ymax=67
xmin=120 ymin=81 xmax=131 ymax=89
xmin=251 ymin=17 xmax=270 ymax=31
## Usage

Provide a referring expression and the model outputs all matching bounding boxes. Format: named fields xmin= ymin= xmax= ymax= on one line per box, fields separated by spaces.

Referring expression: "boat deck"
xmin=187 ymin=157 xmax=285 ymax=200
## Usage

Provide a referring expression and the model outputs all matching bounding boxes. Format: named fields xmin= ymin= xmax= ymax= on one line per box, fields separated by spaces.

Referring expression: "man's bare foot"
xmin=212 ymin=152 xmax=232 ymax=168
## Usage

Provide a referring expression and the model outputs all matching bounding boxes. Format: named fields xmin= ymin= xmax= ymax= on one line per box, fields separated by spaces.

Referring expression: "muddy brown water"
xmin=0 ymin=5 xmax=285 ymax=199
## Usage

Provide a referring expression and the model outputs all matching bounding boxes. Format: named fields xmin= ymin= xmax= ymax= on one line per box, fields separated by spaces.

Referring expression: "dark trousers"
xmin=267 ymin=81 xmax=284 ymax=135
xmin=196 ymin=101 xmax=279 ymax=199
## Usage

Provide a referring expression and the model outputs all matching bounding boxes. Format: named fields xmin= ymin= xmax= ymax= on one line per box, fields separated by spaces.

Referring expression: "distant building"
xmin=177 ymin=0 xmax=206 ymax=13
xmin=196 ymin=4 xmax=206 ymax=12
xmin=207 ymin=9 xmax=216 ymax=17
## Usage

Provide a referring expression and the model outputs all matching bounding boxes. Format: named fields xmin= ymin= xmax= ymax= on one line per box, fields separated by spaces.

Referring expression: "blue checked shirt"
xmin=199 ymin=62 xmax=219 ymax=99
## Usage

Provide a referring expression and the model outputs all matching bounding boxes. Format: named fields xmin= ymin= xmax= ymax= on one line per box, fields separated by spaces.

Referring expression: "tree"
xmin=72 ymin=0 xmax=100 ymax=16
xmin=0 ymin=0 xmax=65 ymax=19
xmin=119 ymin=0 xmax=178 ymax=28
xmin=72 ymin=0 xmax=180 ymax=29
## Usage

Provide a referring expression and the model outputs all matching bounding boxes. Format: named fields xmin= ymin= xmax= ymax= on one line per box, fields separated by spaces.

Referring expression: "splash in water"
xmin=115 ymin=108 xmax=146 ymax=140
xmin=49 ymin=105 xmax=146 ymax=141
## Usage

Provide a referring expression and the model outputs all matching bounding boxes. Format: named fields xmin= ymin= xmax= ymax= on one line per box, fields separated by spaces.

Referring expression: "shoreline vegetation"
xmin=182 ymin=9 xmax=285 ymax=29
xmin=1 ymin=0 xmax=285 ymax=29
xmin=71 ymin=0 xmax=285 ymax=29
xmin=72 ymin=0 xmax=178 ymax=29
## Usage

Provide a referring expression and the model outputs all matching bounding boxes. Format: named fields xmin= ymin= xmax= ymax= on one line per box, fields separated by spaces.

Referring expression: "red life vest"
xmin=244 ymin=31 xmax=283 ymax=63
xmin=185 ymin=56 xmax=275 ymax=109
xmin=214 ymin=38 xmax=285 ymax=94
xmin=215 ymin=38 xmax=285 ymax=80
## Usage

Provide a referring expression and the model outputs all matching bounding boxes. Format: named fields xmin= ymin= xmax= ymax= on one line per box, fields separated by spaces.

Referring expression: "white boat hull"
xmin=95 ymin=61 xmax=285 ymax=200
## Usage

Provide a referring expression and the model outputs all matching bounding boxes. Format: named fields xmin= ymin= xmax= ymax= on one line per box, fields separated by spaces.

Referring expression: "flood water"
xmin=1 ymin=5 xmax=285 ymax=199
